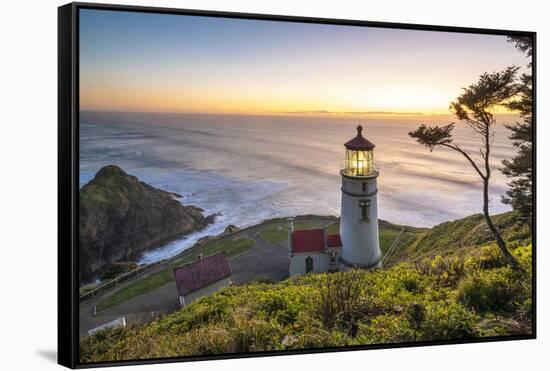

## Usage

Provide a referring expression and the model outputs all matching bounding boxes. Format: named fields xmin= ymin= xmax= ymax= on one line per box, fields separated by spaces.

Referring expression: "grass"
xmin=379 ymin=227 xmax=401 ymax=255
xmin=326 ymin=222 xmax=339 ymax=235
xmin=81 ymin=239 xmax=532 ymax=362
xmin=97 ymin=268 xmax=179 ymax=311
xmin=259 ymin=220 xmax=318 ymax=244
xmin=325 ymin=221 xmax=400 ymax=255
xmin=94 ymin=212 xmax=528 ymax=314
xmin=201 ymin=237 xmax=255 ymax=257
xmin=388 ymin=211 xmax=530 ymax=264
xmin=96 ymin=237 xmax=254 ymax=311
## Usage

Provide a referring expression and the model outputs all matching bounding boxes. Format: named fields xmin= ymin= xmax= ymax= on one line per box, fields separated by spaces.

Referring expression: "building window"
xmin=359 ymin=199 xmax=371 ymax=221
xmin=362 ymin=182 xmax=367 ymax=192
xmin=329 ymin=250 xmax=337 ymax=262
xmin=305 ymin=256 xmax=314 ymax=273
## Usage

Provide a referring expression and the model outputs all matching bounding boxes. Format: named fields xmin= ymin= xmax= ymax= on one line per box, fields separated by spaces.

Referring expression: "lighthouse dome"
xmin=344 ymin=125 xmax=375 ymax=150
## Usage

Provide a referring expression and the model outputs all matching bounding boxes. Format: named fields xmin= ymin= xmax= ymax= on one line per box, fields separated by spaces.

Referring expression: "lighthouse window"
xmin=359 ymin=199 xmax=371 ymax=221
xmin=345 ymin=149 xmax=375 ymax=176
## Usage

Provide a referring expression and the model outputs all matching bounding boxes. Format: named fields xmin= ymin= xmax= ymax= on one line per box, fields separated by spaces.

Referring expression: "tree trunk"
xmin=482 ymin=177 xmax=521 ymax=270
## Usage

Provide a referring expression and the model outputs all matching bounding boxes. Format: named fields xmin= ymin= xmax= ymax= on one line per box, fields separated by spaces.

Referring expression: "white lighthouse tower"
xmin=340 ymin=125 xmax=382 ymax=269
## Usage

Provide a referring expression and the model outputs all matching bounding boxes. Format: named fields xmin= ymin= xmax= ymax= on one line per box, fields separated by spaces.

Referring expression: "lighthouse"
xmin=339 ymin=125 xmax=382 ymax=269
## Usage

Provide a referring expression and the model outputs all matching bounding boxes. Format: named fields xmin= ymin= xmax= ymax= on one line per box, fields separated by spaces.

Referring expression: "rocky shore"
xmin=79 ymin=165 xmax=216 ymax=282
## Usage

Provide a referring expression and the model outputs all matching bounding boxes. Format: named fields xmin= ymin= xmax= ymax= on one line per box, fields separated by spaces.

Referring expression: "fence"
xmin=79 ymin=260 xmax=164 ymax=302
xmin=381 ymin=228 xmax=405 ymax=265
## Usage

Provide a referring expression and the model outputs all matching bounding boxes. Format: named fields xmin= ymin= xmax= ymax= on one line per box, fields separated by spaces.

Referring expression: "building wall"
xmin=340 ymin=173 xmax=382 ymax=268
xmin=290 ymin=250 xmax=340 ymax=275
xmin=179 ymin=276 xmax=232 ymax=307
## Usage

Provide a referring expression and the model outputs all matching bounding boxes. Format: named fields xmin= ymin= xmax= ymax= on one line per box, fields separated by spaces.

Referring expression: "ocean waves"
xmin=80 ymin=111 xmax=515 ymax=263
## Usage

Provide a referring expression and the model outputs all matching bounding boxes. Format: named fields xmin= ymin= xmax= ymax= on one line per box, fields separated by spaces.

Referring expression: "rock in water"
xmin=79 ymin=165 xmax=216 ymax=282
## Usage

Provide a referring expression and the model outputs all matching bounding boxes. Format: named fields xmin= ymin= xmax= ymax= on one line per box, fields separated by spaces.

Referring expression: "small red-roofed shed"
xmin=173 ymin=252 xmax=232 ymax=306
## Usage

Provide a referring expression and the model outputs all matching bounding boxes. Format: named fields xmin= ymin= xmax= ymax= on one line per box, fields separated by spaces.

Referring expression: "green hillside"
xmin=80 ymin=212 xmax=533 ymax=362
xmin=386 ymin=211 xmax=531 ymax=264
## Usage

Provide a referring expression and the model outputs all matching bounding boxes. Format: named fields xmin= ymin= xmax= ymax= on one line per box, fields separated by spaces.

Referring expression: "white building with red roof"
xmin=288 ymin=125 xmax=382 ymax=276
xmin=288 ymin=219 xmax=341 ymax=275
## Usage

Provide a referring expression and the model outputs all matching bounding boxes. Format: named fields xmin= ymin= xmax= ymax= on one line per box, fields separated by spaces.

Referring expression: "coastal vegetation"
xmin=80 ymin=212 xmax=532 ymax=361
xmin=386 ymin=212 xmax=530 ymax=265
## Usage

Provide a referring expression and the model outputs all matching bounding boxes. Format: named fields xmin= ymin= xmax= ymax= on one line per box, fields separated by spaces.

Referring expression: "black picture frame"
xmin=58 ymin=2 xmax=537 ymax=368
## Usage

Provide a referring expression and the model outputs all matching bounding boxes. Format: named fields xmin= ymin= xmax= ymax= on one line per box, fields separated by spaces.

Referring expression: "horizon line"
xmin=79 ymin=108 xmax=521 ymax=119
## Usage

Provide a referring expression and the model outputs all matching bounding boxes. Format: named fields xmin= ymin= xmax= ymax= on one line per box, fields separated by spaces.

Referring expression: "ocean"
xmin=79 ymin=111 xmax=518 ymax=263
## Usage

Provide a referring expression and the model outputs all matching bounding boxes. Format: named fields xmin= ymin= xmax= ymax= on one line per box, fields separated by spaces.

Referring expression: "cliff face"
xmin=79 ymin=165 xmax=215 ymax=282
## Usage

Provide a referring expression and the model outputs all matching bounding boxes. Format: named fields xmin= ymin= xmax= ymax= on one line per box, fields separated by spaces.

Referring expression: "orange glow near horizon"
xmin=79 ymin=10 xmax=530 ymax=116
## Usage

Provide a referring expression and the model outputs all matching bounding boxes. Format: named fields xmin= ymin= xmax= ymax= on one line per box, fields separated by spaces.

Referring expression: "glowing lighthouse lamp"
xmin=339 ymin=125 xmax=382 ymax=269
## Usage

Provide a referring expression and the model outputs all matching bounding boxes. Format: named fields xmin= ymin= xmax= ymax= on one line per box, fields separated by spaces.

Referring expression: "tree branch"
xmin=441 ymin=143 xmax=486 ymax=179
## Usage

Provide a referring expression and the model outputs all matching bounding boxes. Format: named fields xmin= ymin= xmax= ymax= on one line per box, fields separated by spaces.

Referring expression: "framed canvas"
xmin=58 ymin=2 xmax=536 ymax=368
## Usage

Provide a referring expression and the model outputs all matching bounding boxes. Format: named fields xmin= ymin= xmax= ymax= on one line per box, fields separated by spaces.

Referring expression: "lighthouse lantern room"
xmin=339 ymin=125 xmax=382 ymax=269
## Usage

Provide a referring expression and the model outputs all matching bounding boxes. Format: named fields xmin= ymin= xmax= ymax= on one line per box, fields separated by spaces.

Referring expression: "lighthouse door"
xmin=305 ymin=256 xmax=313 ymax=273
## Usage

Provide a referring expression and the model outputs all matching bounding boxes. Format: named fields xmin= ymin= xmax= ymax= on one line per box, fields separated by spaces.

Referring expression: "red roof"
xmin=327 ymin=234 xmax=342 ymax=248
xmin=173 ymin=253 xmax=232 ymax=296
xmin=344 ymin=125 xmax=375 ymax=150
xmin=292 ymin=229 xmax=325 ymax=253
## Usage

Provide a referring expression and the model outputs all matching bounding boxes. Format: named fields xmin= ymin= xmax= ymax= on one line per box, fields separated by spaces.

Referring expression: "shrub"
xmin=315 ymin=270 xmax=364 ymax=333
xmin=418 ymin=301 xmax=477 ymax=340
xmin=355 ymin=314 xmax=414 ymax=344
xmin=182 ymin=325 xmax=234 ymax=355
xmin=292 ymin=318 xmax=348 ymax=349
xmin=415 ymin=255 xmax=466 ymax=287
xmin=475 ymin=316 xmax=532 ymax=337
xmin=80 ymin=245 xmax=532 ymax=361
xmin=477 ymin=245 xmax=507 ymax=269
xmin=513 ymin=244 xmax=533 ymax=272
xmin=457 ymin=267 xmax=525 ymax=313
xmin=256 ymin=290 xmax=299 ymax=326
xmin=405 ymin=302 xmax=426 ymax=335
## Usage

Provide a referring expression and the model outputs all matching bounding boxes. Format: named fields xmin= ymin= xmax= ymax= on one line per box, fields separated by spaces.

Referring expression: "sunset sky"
xmin=79 ymin=9 xmax=529 ymax=115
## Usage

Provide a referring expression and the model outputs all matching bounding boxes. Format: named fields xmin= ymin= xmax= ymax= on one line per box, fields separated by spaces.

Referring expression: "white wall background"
xmin=0 ymin=0 xmax=547 ymax=370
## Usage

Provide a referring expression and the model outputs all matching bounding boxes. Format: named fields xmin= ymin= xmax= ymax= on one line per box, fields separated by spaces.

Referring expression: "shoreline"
xmin=80 ymin=213 xmax=409 ymax=293
xmin=136 ymin=214 xmax=342 ymax=265
xmin=80 ymin=214 xmax=341 ymax=294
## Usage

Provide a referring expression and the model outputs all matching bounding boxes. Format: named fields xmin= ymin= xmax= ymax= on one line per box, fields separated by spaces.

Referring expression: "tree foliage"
xmin=507 ymin=36 xmax=533 ymax=59
xmin=409 ymin=67 xmax=521 ymax=269
xmin=501 ymin=36 xmax=533 ymax=226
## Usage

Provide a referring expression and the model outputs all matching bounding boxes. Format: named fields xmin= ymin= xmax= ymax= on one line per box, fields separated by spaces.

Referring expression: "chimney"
xmin=197 ymin=253 xmax=204 ymax=261
xmin=287 ymin=217 xmax=294 ymax=256
xmin=323 ymin=225 xmax=328 ymax=252
xmin=287 ymin=217 xmax=294 ymax=232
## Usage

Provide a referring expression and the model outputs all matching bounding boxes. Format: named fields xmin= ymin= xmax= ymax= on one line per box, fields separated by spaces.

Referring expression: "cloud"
xmin=279 ymin=110 xmax=426 ymax=116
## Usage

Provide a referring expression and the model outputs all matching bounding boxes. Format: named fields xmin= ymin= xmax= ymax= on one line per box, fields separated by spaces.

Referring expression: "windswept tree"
xmin=409 ymin=66 xmax=521 ymax=269
xmin=501 ymin=36 xmax=533 ymax=227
